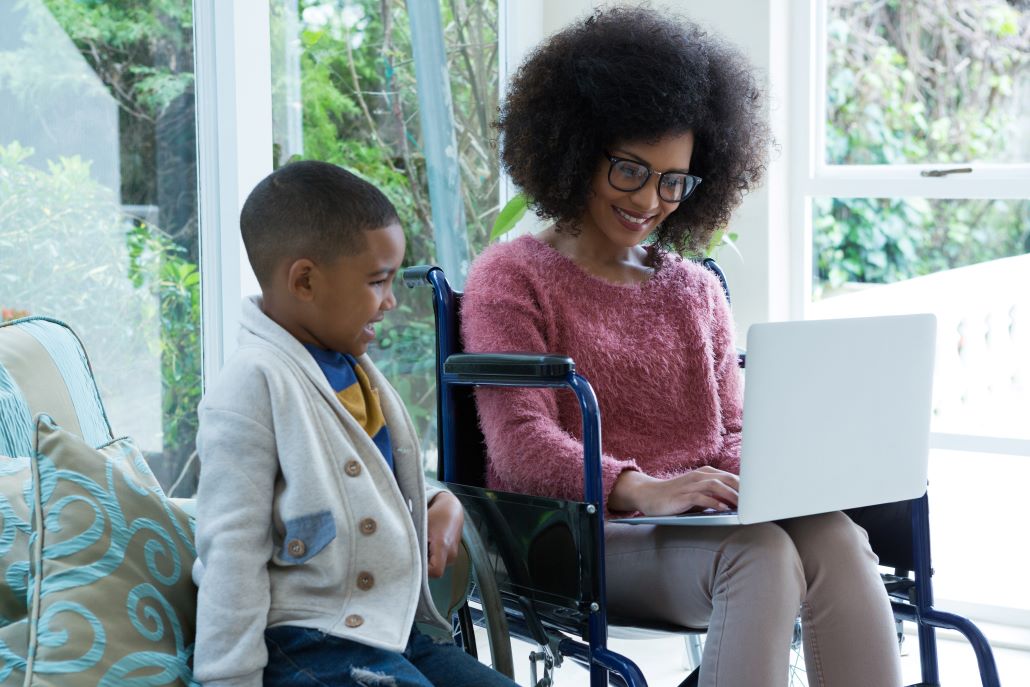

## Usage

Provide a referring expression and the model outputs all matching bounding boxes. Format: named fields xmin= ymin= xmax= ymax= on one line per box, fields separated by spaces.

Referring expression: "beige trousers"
xmin=604 ymin=511 xmax=902 ymax=687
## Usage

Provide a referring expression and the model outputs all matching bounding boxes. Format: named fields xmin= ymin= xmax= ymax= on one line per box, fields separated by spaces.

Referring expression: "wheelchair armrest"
xmin=402 ymin=264 xmax=441 ymax=288
xmin=441 ymin=352 xmax=605 ymax=505
xmin=444 ymin=353 xmax=575 ymax=385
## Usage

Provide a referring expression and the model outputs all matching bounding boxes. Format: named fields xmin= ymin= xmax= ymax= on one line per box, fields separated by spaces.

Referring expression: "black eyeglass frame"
xmin=604 ymin=152 xmax=702 ymax=203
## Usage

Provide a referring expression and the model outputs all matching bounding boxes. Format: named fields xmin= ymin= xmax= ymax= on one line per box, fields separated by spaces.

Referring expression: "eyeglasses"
xmin=605 ymin=152 xmax=702 ymax=203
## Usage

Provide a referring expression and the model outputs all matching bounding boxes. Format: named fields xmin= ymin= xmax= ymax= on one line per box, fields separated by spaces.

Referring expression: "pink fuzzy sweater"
xmin=461 ymin=235 xmax=743 ymax=509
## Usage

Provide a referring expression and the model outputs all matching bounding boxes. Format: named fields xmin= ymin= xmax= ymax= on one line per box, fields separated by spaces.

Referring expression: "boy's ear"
xmin=286 ymin=258 xmax=317 ymax=302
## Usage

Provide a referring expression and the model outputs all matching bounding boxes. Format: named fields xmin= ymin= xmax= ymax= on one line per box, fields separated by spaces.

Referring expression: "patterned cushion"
xmin=0 ymin=318 xmax=113 ymax=450
xmin=0 ymin=456 xmax=32 ymax=627
xmin=10 ymin=415 xmax=198 ymax=685
xmin=0 ymin=618 xmax=30 ymax=681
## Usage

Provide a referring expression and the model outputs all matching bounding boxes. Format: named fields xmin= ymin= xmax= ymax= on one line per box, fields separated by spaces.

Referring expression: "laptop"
xmin=613 ymin=313 xmax=937 ymax=526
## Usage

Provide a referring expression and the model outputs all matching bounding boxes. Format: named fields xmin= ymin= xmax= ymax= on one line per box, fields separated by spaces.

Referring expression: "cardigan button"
xmin=357 ymin=571 xmax=375 ymax=591
xmin=345 ymin=614 xmax=364 ymax=628
xmin=287 ymin=539 xmax=306 ymax=558
xmin=359 ymin=518 xmax=377 ymax=535
xmin=344 ymin=460 xmax=362 ymax=477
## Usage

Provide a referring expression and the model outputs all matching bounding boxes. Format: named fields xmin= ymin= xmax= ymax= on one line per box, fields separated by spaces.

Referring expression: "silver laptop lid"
xmin=738 ymin=314 xmax=936 ymax=524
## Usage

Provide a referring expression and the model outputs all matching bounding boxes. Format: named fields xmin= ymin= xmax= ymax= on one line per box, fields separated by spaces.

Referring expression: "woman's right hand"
xmin=608 ymin=467 xmax=739 ymax=516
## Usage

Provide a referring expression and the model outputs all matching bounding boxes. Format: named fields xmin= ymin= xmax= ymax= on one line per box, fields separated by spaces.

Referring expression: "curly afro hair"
xmin=498 ymin=6 xmax=770 ymax=257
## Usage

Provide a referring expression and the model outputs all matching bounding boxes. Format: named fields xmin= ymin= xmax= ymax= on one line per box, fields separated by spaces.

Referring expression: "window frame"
xmin=194 ymin=0 xmax=272 ymax=385
xmin=789 ymin=1 xmax=1030 ymax=321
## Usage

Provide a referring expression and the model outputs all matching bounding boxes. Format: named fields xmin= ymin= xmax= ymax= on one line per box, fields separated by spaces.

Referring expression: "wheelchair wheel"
xmin=788 ymin=616 xmax=808 ymax=687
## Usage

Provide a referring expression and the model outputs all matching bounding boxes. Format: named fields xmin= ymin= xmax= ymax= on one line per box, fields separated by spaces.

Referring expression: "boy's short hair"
xmin=240 ymin=161 xmax=399 ymax=287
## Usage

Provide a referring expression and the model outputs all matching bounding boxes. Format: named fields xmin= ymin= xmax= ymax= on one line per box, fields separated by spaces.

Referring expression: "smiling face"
xmin=287 ymin=222 xmax=406 ymax=357
xmin=580 ymin=131 xmax=696 ymax=252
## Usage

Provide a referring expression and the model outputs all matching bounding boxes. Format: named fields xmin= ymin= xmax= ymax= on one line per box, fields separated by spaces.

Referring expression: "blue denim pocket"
xmin=277 ymin=510 xmax=336 ymax=564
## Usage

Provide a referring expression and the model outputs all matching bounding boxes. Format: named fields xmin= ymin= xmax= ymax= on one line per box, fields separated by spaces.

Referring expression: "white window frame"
xmin=194 ymin=0 xmax=272 ymax=387
xmin=789 ymin=1 xmax=1030 ymax=321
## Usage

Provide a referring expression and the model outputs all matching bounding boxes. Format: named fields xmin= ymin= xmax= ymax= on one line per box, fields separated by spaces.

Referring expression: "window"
xmin=268 ymin=0 xmax=500 ymax=472
xmin=812 ymin=0 xmax=1029 ymax=301
xmin=0 ymin=0 xmax=201 ymax=495
xmin=790 ymin=0 xmax=1030 ymax=620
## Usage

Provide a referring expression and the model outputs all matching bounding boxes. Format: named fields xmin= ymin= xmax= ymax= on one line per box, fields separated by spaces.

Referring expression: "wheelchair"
xmin=404 ymin=261 xmax=1001 ymax=687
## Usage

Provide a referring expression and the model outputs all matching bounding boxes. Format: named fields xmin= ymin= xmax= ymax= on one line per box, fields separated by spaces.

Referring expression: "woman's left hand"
xmin=426 ymin=491 xmax=464 ymax=578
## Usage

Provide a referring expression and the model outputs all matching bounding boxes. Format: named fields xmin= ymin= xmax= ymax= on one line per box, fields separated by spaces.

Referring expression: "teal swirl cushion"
xmin=7 ymin=415 xmax=199 ymax=686
xmin=0 ymin=457 xmax=32 ymax=627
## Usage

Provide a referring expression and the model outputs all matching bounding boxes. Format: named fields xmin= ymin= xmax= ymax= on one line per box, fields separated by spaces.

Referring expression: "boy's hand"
xmin=426 ymin=491 xmax=464 ymax=578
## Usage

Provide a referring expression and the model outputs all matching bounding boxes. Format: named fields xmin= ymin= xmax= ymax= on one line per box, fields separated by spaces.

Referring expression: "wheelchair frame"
xmin=405 ymin=262 xmax=1001 ymax=687
xmin=407 ymin=264 xmax=650 ymax=686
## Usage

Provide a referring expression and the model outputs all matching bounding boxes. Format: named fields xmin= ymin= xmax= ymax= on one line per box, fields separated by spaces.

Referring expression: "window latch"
xmin=920 ymin=167 xmax=972 ymax=177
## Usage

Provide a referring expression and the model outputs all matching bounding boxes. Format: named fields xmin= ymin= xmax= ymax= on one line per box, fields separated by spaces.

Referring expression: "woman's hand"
xmin=426 ymin=491 xmax=464 ymax=578
xmin=608 ymin=467 xmax=739 ymax=516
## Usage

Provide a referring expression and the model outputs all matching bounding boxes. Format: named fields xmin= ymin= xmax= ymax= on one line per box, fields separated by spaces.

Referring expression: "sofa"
xmin=0 ymin=316 xmax=198 ymax=685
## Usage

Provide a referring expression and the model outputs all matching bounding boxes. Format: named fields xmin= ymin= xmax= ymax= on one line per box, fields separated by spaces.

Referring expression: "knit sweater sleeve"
xmin=706 ymin=270 xmax=744 ymax=473
xmin=461 ymin=244 xmax=640 ymax=506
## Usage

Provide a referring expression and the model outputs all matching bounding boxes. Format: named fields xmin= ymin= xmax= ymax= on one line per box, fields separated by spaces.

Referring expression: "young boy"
xmin=192 ymin=161 xmax=517 ymax=687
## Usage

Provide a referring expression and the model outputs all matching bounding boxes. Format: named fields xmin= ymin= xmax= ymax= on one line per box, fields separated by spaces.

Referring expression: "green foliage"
xmin=271 ymin=0 xmax=499 ymax=450
xmin=816 ymin=0 xmax=1029 ymax=297
xmin=4 ymin=0 xmax=499 ymax=475
xmin=0 ymin=143 xmax=149 ymax=392
xmin=489 ymin=193 xmax=529 ymax=241
xmin=0 ymin=143 xmax=130 ymax=322
xmin=41 ymin=0 xmax=194 ymax=120
xmin=705 ymin=227 xmax=740 ymax=262
xmin=0 ymin=140 xmax=201 ymax=487
xmin=3 ymin=0 xmax=199 ymax=489
xmin=126 ymin=221 xmax=201 ymax=455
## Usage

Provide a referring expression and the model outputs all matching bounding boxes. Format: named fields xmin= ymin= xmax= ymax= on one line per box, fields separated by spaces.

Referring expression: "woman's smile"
xmin=612 ymin=205 xmax=658 ymax=232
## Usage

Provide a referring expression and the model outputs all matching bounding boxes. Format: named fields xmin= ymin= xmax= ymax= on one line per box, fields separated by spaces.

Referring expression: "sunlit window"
xmin=268 ymin=0 xmax=499 ymax=473
xmin=0 ymin=0 xmax=200 ymax=495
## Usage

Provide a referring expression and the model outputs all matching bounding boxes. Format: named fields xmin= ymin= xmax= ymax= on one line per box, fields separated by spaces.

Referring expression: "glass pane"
xmin=269 ymin=0 xmax=499 ymax=474
xmin=813 ymin=197 xmax=1029 ymax=297
xmin=825 ymin=0 xmax=1030 ymax=165
xmin=0 ymin=0 xmax=200 ymax=494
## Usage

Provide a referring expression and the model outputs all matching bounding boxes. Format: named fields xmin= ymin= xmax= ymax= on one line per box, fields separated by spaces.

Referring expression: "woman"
xmin=462 ymin=7 xmax=902 ymax=687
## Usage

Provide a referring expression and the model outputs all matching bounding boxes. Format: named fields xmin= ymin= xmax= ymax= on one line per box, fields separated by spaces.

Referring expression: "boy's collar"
xmin=302 ymin=342 xmax=357 ymax=368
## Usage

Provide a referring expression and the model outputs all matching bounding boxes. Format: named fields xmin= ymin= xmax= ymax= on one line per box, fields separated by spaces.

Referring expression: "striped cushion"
xmin=0 ymin=318 xmax=116 ymax=660
xmin=0 ymin=456 xmax=32 ymax=627
xmin=0 ymin=318 xmax=112 ymax=451
xmin=0 ymin=345 xmax=36 ymax=629
xmin=0 ymin=367 xmax=33 ymax=460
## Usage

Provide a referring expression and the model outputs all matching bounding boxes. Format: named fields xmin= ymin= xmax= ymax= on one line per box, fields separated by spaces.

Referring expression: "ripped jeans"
xmin=263 ymin=625 xmax=518 ymax=687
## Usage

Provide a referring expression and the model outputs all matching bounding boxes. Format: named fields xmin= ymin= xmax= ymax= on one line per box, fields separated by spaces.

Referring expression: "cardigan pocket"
xmin=275 ymin=510 xmax=337 ymax=565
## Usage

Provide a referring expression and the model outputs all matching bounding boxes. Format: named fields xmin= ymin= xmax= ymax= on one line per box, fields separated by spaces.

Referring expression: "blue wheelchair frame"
xmin=405 ymin=261 xmax=1001 ymax=687
xmin=407 ymin=264 xmax=647 ymax=686
xmin=891 ymin=496 xmax=1000 ymax=686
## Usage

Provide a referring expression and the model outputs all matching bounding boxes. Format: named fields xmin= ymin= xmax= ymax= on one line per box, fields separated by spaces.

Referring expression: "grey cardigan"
xmin=192 ymin=296 xmax=448 ymax=687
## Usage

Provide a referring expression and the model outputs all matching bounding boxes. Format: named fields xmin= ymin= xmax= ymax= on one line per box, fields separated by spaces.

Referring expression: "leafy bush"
xmin=272 ymin=0 xmax=499 ymax=453
xmin=0 ymin=0 xmax=202 ymax=490
xmin=816 ymin=0 xmax=1030 ymax=297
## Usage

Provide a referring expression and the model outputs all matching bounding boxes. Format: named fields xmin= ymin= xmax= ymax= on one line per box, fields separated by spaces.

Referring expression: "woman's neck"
xmin=537 ymin=225 xmax=654 ymax=284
